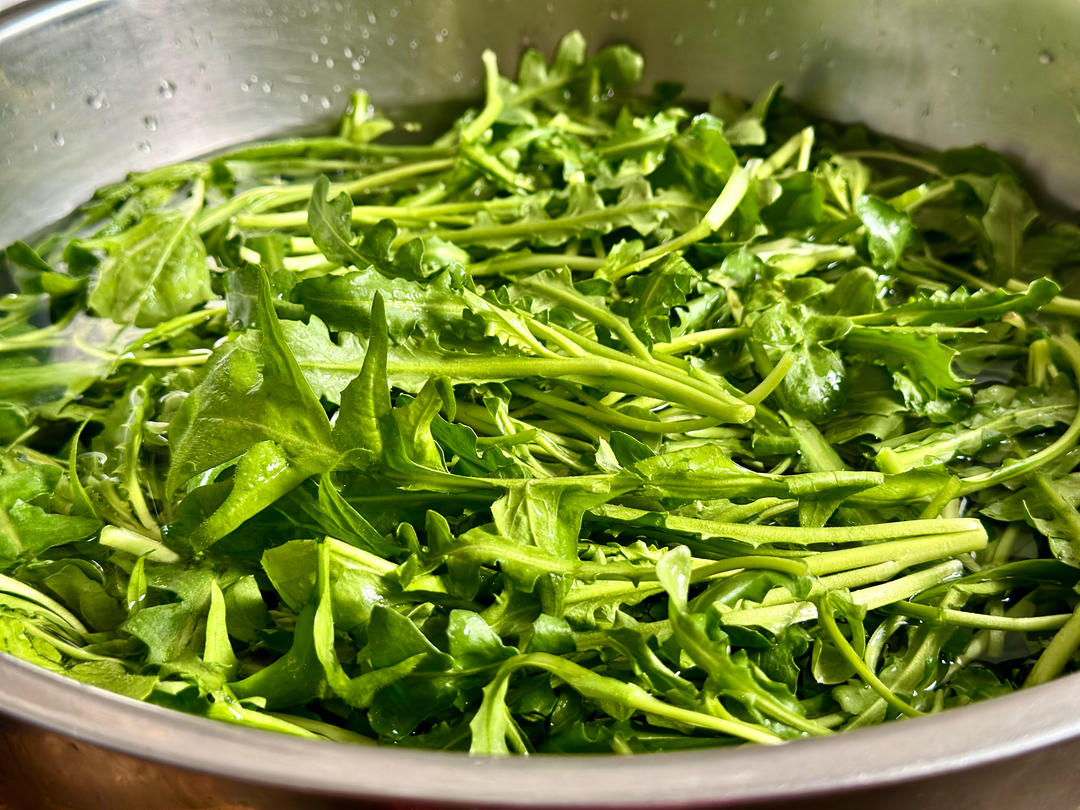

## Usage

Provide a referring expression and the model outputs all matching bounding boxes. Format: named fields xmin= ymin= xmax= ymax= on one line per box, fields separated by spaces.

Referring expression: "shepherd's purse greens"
xmin=2 ymin=31 xmax=1080 ymax=753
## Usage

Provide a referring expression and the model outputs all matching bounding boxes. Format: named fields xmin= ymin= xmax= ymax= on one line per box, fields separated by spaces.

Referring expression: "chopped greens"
xmin=3 ymin=31 xmax=1080 ymax=754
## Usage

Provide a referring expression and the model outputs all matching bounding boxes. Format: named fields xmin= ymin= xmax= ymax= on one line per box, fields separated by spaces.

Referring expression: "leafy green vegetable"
xmin=83 ymin=183 xmax=213 ymax=327
xmin=2 ymin=31 xmax=1080 ymax=755
xmin=855 ymin=194 xmax=913 ymax=269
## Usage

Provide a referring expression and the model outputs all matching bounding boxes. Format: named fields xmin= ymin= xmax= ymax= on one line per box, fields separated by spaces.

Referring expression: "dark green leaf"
xmin=855 ymin=195 xmax=913 ymax=269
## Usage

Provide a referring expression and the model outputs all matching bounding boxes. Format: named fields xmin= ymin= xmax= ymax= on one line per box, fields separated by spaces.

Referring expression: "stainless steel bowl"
xmin=3 ymin=1 xmax=1080 ymax=807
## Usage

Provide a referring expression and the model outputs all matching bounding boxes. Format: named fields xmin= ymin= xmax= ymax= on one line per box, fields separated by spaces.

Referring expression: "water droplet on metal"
xmin=85 ymin=90 xmax=108 ymax=110
xmin=143 ymin=114 xmax=158 ymax=131
xmin=51 ymin=131 xmax=65 ymax=146
xmin=158 ymin=79 xmax=176 ymax=99
xmin=1039 ymin=50 xmax=1055 ymax=65
xmin=137 ymin=140 xmax=152 ymax=153
xmin=325 ymin=56 xmax=335 ymax=68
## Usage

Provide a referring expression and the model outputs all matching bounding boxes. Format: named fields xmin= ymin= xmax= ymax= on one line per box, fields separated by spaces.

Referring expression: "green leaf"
xmin=222 ymin=575 xmax=267 ymax=643
xmin=311 ymin=474 xmax=399 ymax=557
xmin=307 ymin=175 xmax=368 ymax=269
xmin=612 ymin=255 xmax=700 ymax=345
xmin=4 ymin=241 xmax=83 ymax=296
xmin=977 ymin=174 xmax=1038 ymax=279
xmin=86 ymin=206 xmax=213 ymax=327
xmin=656 ymin=545 xmax=692 ymax=610
xmin=525 ymin=613 xmax=575 ymax=655
xmin=41 ymin=563 xmax=124 ymax=632
xmin=762 ymin=173 xmax=825 ymax=233
xmin=722 ymin=81 xmax=779 ymax=146
xmin=448 ymin=610 xmax=517 ymax=668
xmin=308 ymin=176 xmax=430 ymax=281
xmin=860 ymin=277 xmax=1059 ymax=326
xmin=118 ymin=562 xmax=220 ymax=664
xmin=0 ymin=467 xmax=101 ymax=569
xmin=262 ymin=538 xmax=394 ymax=631
xmin=0 ymin=616 xmax=63 ymax=672
xmin=491 ymin=478 xmax=618 ymax=593
xmin=231 ymin=604 xmax=326 ymax=709
xmin=469 ymin=673 xmax=515 ymax=755
xmin=203 ymin=580 xmax=237 ymax=678
xmin=877 ymin=382 xmax=1075 ymax=474
xmin=845 ymin=325 xmax=967 ymax=395
xmin=312 ymin=540 xmax=424 ymax=710
xmin=168 ymin=271 xmax=334 ymax=496
xmin=855 ymin=195 xmax=913 ymax=269
xmin=68 ymin=660 xmax=158 ymax=700
xmin=747 ymin=298 xmax=851 ymax=419
xmin=598 ymin=108 xmax=683 ymax=172
xmin=338 ymin=90 xmax=394 ymax=143
xmin=364 ymin=605 xmax=456 ymax=738
xmin=811 ymin=591 xmax=866 ymax=685
xmin=665 ymin=113 xmax=738 ymax=197
xmin=332 ymin=292 xmax=391 ymax=462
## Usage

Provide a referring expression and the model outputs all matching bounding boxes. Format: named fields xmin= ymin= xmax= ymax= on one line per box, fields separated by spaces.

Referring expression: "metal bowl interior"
xmin=2 ymin=1 xmax=1080 ymax=807
xmin=2 ymin=653 xmax=1080 ymax=809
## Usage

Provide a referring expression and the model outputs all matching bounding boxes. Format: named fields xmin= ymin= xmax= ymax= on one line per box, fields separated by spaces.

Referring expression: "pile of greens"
xmin=3 ymin=32 xmax=1080 ymax=754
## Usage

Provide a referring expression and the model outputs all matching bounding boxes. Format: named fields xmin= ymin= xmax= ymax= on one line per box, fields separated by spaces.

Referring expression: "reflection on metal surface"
xmin=3 ymin=705 xmax=1080 ymax=810
xmin=0 ymin=719 xmax=266 ymax=810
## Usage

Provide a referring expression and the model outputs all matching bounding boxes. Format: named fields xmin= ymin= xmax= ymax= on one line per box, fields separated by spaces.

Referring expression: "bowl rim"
xmin=3 ymin=0 xmax=1080 ymax=804
xmin=1 ymin=653 xmax=1078 ymax=807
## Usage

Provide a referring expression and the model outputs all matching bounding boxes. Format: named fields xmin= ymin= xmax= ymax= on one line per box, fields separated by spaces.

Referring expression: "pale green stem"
xmin=1024 ymin=602 xmax=1080 ymax=687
